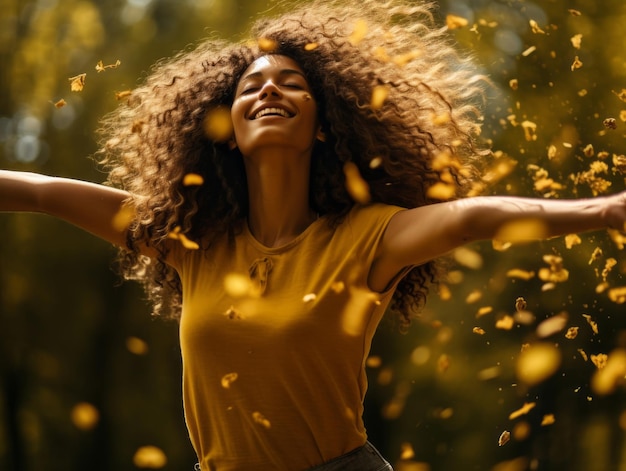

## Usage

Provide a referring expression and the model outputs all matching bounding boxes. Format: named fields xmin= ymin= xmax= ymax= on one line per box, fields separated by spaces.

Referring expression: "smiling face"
xmin=230 ymin=55 xmax=320 ymax=159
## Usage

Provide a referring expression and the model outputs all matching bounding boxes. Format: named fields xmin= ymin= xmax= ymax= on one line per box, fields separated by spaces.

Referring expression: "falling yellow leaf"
xmin=565 ymin=327 xmax=579 ymax=339
xmin=133 ymin=446 xmax=167 ymax=469
xmin=453 ymin=247 xmax=483 ymax=269
xmin=111 ymin=203 xmax=135 ymax=232
xmin=509 ymin=402 xmax=536 ymax=420
xmin=446 ymin=14 xmax=468 ymax=30
xmin=126 ymin=336 xmax=149 ymax=355
xmin=516 ymin=343 xmax=561 ymax=386
xmin=252 ymin=411 xmax=271 ymax=429
xmin=426 ymin=182 xmax=456 ymax=200
xmin=95 ymin=59 xmax=121 ymax=72
xmin=68 ymin=73 xmax=86 ymax=92
xmin=591 ymin=349 xmax=626 ymax=395
xmin=529 ymin=20 xmax=545 ymax=34
xmin=608 ymin=286 xmax=626 ymax=304
xmin=203 ymin=106 xmax=233 ymax=142
xmin=343 ymin=162 xmax=371 ymax=204
xmin=521 ymin=46 xmax=537 ymax=57
xmin=495 ymin=218 xmax=548 ymax=243
xmin=582 ymin=314 xmax=599 ymax=334
xmin=224 ymin=273 xmax=253 ymax=298
xmin=536 ymin=312 xmax=568 ymax=338
xmin=495 ymin=315 xmax=514 ymax=330
xmin=498 ymin=430 xmax=511 ymax=446
xmin=570 ymin=34 xmax=583 ymax=49
xmin=564 ymin=234 xmax=582 ymax=249
xmin=71 ymin=402 xmax=100 ymax=431
xmin=53 ymin=99 xmax=67 ymax=108
xmin=183 ymin=173 xmax=204 ymax=186
xmin=571 ymin=56 xmax=583 ymax=71
xmin=221 ymin=372 xmax=238 ymax=389
xmin=506 ymin=268 xmax=535 ymax=280
xmin=541 ymin=414 xmax=556 ymax=426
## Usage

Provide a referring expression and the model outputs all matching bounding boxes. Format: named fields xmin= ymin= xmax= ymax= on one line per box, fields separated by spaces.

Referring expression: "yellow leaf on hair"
xmin=391 ymin=50 xmax=421 ymax=67
xmin=257 ymin=37 xmax=277 ymax=52
xmin=349 ymin=19 xmax=368 ymax=45
xmin=343 ymin=162 xmax=371 ymax=204
xmin=203 ymin=106 xmax=233 ymax=142
xmin=370 ymin=85 xmax=389 ymax=110
xmin=115 ymin=90 xmax=132 ymax=101
xmin=304 ymin=42 xmax=318 ymax=51
xmin=183 ymin=173 xmax=204 ymax=186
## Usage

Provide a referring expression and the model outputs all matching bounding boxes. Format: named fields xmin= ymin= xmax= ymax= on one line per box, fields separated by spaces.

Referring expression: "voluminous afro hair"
xmin=97 ymin=0 xmax=488 ymax=329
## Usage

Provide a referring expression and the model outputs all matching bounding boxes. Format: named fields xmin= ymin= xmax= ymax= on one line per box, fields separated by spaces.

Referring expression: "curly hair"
xmin=96 ymin=0 xmax=487 ymax=329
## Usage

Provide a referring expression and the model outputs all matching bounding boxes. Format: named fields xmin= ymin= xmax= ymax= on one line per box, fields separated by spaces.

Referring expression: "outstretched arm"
xmin=1 ymin=170 xmax=134 ymax=251
xmin=369 ymin=192 xmax=626 ymax=291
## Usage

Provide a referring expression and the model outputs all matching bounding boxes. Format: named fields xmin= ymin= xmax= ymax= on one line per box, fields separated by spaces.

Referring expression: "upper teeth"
xmin=254 ymin=107 xmax=291 ymax=119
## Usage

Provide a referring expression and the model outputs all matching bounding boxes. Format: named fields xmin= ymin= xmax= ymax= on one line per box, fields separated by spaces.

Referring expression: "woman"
xmin=1 ymin=1 xmax=625 ymax=470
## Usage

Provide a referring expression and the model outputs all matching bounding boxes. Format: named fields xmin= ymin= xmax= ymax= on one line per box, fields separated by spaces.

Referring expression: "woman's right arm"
xmin=1 ymin=170 xmax=134 ymax=251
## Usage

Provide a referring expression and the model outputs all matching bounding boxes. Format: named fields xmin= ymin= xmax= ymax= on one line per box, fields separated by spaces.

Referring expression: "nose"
xmin=258 ymin=80 xmax=282 ymax=100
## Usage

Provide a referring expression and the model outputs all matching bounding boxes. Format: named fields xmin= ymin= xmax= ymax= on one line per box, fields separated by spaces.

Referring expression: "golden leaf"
xmin=71 ymin=402 xmax=100 ymax=431
xmin=203 ymin=106 xmax=233 ymax=142
xmin=68 ymin=73 xmax=86 ymax=92
xmin=183 ymin=173 xmax=204 ymax=186
xmin=133 ymin=446 xmax=167 ymax=469
xmin=221 ymin=372 xmax=238 ymax=389
xmin=257 ymin=37 xmax=277 ymax=52
xmin=370 ymin=85 xmax=389 ymax=110
xmin=349 ymin=19 xmax=368 ymax=45
xmin=446 ymin=14 xmax=468 ymax=30
xmin=343 ymin=162 xmax=371 ymax=204
xmin=509 ymin=402 xmax=536 ymax=420
xmin=516 ymin=343 xmax=560 ymax=386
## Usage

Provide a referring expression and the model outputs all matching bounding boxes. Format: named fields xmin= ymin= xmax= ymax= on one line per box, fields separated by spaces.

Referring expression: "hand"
xmin=602 ymin=190 xmax=626 ymax=232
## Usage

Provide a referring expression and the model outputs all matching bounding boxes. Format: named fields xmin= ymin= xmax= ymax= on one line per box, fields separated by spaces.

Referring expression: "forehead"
xmin=239 ymin=55 xmax=306 ymax=80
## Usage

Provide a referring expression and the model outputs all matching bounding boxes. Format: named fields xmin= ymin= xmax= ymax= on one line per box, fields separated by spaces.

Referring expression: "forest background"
xmin=1 ymin=0 xmax=626 ymax=470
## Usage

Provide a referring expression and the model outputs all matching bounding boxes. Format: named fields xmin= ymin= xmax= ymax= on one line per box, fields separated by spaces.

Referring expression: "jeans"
xmin=306 ymin=441 xmax=394 ymax=471
xmin=193 ymin=441 xmax=394 ymax=471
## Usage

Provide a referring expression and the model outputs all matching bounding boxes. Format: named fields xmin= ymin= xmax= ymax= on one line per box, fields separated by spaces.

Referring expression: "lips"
xmin=250 ymin=105 xmax=295 ymax=120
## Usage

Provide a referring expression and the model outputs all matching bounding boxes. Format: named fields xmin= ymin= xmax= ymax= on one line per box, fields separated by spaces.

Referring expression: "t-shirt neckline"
xmin=243 ymin=215 xmax=327 ymax=254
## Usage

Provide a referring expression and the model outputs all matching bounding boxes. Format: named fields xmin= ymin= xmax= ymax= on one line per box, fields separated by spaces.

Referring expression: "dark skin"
xmin=2 ymin=54 xmax=626 ymax=293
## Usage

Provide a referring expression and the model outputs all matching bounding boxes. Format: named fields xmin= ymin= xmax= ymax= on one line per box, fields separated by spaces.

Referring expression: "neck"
xmin=244 ymin=148 xmax=317 ymax=248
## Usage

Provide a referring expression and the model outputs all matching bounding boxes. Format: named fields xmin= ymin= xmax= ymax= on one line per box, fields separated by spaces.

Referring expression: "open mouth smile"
xmin=251 ymin=107 xmax=295 ymax=120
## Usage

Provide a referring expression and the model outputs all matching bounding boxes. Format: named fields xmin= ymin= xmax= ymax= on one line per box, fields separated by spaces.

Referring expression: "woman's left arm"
xmin=369 ymin=191 xmax=626 ymax=291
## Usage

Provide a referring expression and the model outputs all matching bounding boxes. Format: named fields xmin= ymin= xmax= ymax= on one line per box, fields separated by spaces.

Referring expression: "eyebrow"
xmin=240 ymin=68 xmax=307 ymax=83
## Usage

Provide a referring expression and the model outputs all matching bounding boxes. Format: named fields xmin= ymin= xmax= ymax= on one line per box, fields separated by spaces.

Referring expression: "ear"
xmin=316 ymin=127 xmax=326 ymax=143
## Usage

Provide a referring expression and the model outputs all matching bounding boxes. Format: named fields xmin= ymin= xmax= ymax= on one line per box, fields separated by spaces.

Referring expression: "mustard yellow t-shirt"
xmin=172 ymin=203 xmax=406 ymax=471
